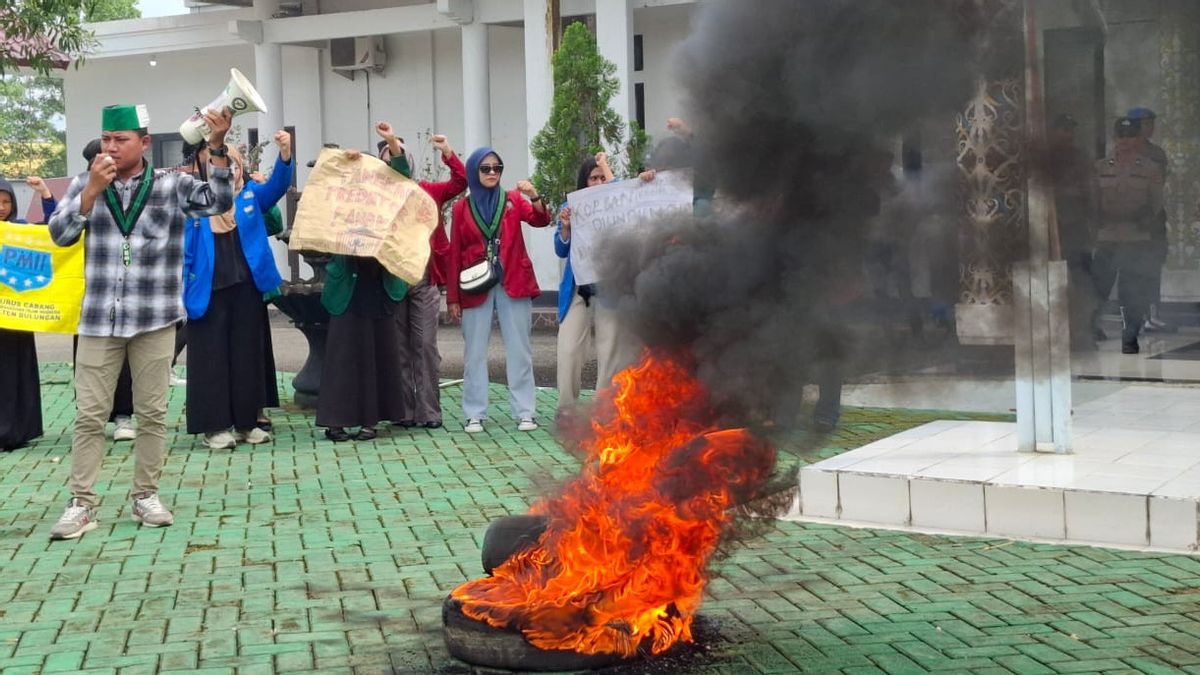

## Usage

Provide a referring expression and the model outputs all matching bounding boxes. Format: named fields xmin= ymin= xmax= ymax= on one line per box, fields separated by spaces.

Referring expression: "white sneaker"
xmin=235 ymin=427 xmax=272 ymax=444
xmin=517 ymin=418 xmax=539 ymax=432
xmin=49 ymin=498 xmax=98 ymax=540
xmin=131 ymin=493 xmax=174 ymax=528
xmin=169 ymin=369 xmax=186 ymax=387
xmin=113 ymin=415 xmax=136 ymax=442
xmin=464 ymin=419 xmax=484 ymax=433
xmin=204 ymin=430 xmax=237 ymax=449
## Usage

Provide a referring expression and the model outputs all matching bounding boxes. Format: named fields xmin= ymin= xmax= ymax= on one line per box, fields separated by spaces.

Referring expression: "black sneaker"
xmin=1122 ymin=338 xmax=1140 ymax=354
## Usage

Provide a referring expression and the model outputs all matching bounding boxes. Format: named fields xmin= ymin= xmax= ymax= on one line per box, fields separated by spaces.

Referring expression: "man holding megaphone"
xmin=46 ymin=103 xmax=236 ymax=541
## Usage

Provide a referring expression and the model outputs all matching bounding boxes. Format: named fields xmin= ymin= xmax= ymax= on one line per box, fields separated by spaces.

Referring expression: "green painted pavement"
xmin=1 ymin=364 xmax=1199 ymax=673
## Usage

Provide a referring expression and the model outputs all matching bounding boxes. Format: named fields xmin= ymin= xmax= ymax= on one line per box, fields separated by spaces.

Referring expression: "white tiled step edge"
xmin=787 ymin=421 xmax=1200 ymax=552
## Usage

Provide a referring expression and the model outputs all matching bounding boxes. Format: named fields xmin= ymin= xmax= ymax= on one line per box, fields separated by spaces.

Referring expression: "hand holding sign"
xmin=565 ymin=170 xmax=693 ymax=286
xmin=559 ymin=206 xmax=571 ymax=233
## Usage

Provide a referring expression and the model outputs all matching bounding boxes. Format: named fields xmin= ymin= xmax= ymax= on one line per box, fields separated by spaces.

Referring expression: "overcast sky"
xmin=136 ymin=0 xmax=189 ymax=18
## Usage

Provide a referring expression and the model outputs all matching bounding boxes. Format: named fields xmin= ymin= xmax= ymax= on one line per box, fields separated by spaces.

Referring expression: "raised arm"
xmin=421 ymin=136 xmax=468 ymax=206
xmin=47 ymin=174 xmax=90 ymax=246
xmin=514 ymin=180 xmax=550 ymax=227
xmin=253 ymin=137 xmax=295 ymax=211
xmin=175 ymin=165 xmax=234 ymax=218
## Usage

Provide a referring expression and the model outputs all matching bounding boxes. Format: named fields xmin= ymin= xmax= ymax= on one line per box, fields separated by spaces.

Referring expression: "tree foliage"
xmin=83 ymin=0 xmax=139 ymax=22
xmin=0 ymin=0 xmax=139 ymax=177
xmin=0 ymin=74 xmax=65 ymax=176
xmin=531 ymin=21 xmax=648 ymax=209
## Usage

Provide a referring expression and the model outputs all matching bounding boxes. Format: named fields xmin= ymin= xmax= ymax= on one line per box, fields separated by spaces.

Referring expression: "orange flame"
xmin=451 ymin=354 xmax=775 ymax=657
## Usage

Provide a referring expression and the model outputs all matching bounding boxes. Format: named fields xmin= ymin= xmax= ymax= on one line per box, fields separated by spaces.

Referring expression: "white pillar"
xmin=523 ymin=0 xmax=554 ymax=172
xmin=596 ymin=0 xmax=634 ymax=136
xmin=461 ymin=21 xmax=492 ymax=153
xmin=253 ymin=0 xmax=285 ymax=164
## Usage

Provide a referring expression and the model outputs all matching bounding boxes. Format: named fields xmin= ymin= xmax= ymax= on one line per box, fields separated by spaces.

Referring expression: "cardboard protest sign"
xmin=566 ymin=171 xmax=692 ymax=286
xmin=0 ymin=222 xmax=85 ymax=333
xmin=289 ymin=148 xmax=439 ymax=284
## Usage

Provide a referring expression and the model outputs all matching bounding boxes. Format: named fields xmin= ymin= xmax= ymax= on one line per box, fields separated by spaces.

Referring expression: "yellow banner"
xmin=0 ymin=221 xmax=84 ymax=334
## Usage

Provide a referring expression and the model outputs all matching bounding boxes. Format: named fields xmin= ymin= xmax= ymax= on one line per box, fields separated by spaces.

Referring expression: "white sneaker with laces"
xmin=204 ymin=430 xmax=237 ymax=449
xmin=131 ymin=493 xmax=174 ymax=528
xmin=464 ymin=418 xmax=484 ymax=433
xmin=49 ymin=498 xmax=98 ymax=540
xmin=235 ymin=427 xmax=272 ymax=444
xmin=518 ymin=418 xmax=539 ymax=432
xmin=113 ymin=415 xmax=136 ymax=442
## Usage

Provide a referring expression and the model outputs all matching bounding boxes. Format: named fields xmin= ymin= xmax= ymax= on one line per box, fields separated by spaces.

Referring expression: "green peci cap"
xmin=101 ymin=104 xmax=150 ymax=132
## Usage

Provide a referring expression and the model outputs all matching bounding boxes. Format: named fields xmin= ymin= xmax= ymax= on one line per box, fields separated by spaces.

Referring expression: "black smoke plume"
xmin=596 ymin=0 xmax=989 ymax=428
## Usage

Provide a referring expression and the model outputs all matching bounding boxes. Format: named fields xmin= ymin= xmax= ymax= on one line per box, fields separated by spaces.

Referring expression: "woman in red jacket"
xmin=446 ymin=147 xmax=550 ymax=433
xmin=374 ymin=123 xmax=468 ymax=430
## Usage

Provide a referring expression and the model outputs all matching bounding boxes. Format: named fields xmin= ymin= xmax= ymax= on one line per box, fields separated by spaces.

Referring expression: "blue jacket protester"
xmin=183 ymin=155 xmax=293 ymax=320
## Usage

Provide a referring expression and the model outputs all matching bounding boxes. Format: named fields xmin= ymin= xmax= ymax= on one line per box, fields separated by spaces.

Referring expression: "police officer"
xmin=1126 ymin=106 xmax=1174 ymax=333
xmin=1092 ymin=117 xmax=1164 ymax=355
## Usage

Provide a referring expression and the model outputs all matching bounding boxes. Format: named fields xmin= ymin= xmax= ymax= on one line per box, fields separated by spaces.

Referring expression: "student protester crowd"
xmin=10 ymin=110 xmax=842 ymax=543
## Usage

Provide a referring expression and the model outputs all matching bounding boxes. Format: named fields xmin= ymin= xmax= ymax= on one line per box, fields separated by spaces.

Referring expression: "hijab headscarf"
xmin=575 ymin=155 xmax=600 ymax=191
xmin=465 ymin=147 xmax=504 ymax=226
xmin=0 ymin=177 xmax=17 ymax=222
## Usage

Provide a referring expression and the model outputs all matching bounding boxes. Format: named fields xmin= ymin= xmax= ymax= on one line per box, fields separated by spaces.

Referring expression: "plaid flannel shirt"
xmin=48 ymin=163 xmax=233 ymax=338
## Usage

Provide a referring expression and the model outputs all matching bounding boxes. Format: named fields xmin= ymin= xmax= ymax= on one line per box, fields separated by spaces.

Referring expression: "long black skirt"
xmin=186 ymin=282 xmax=274 ymax=434
xmin=260 ymin=302 xmax=280 ymax=409
xmin=0 ymin=328 xmax=43 ymax=450
xmin=316 ymin=312 xmax=406 ymax=429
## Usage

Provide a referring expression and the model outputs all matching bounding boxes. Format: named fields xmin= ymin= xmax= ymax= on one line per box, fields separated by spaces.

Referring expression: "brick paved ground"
xmin=2 ymin=364 xmax=1200 ymax=674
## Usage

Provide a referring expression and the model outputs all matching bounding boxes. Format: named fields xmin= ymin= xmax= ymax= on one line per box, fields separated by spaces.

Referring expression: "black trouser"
xmin=185 ymin=282 xmax=268 ymax=434
xmin=1092 ymin=241 xmax=1159 ymax=339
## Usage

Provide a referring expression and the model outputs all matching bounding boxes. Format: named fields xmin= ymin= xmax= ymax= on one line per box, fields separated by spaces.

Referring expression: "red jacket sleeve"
xmin=515 ymin=192 xmax=552 ymax=228
xmin=420 ymin=152 xmax=468 ymax=207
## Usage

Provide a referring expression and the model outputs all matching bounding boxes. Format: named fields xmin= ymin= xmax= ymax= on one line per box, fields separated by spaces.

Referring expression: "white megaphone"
xmin=179 ymin=68 xmax=268 ymax=144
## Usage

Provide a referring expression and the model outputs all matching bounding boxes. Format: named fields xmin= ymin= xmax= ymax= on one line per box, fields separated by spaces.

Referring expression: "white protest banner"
xmin=566 ymin=171 xmax=692 ymax=286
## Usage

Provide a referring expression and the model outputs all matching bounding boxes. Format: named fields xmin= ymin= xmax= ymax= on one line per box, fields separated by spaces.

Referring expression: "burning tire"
xmin=480 ymin=514 xmax=548 ymax=575
xmin=442 ymin=595 xmax=633 ymax=671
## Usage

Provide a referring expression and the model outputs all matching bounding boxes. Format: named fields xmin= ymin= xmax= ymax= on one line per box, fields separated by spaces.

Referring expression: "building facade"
xmin=63 ymin=0 xmax=697 ymax=290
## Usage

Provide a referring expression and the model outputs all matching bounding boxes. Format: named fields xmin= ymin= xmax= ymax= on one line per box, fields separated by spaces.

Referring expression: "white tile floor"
xmin=786 ymin=384 xmax=1200 ymax=551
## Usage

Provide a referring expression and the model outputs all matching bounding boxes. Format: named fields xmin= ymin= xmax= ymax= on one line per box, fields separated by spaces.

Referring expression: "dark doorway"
xmin=1044 ymin=27 xmax=1106 ymax=160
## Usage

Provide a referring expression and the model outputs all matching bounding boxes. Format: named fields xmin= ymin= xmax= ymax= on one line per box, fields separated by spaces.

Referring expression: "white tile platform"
xmin=786 ymin=385 xmax=1200 ymax=551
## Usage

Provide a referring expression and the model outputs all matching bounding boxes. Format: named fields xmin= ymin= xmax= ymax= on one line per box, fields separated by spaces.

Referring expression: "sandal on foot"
xmin=324 ymin=427 xmax=351 ymax=442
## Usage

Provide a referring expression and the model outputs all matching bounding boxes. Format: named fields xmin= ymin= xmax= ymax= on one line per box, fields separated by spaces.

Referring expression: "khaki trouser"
xmin=70 ymin=324 xmax=175 ymax=506
xmin=555 ymin=292 xmax=639 ymax=410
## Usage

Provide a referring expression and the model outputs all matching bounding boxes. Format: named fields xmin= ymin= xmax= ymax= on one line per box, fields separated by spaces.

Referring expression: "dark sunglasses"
xmin=478 ymin=164 xmax=504 ymax=175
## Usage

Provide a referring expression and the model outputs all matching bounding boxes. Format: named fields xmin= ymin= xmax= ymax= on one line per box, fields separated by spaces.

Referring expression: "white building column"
xmin=461 ymin=21 xmax=492 ymax=152
xmin=596 ymin=0 xmax=635 ymax=136
xmin=523 ymin=0 xmax=554 ymax=172
xmin=252 ymin=0 xmax=285 ymax=163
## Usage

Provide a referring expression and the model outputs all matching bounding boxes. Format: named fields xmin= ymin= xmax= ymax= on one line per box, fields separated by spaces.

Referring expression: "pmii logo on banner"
xmin=0 ymin=245 xmax=53 ymax=292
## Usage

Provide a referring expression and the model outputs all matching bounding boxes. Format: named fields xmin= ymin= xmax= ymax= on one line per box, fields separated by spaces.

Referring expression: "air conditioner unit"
xmin=330 ymin=36 xmax=386 ymax=73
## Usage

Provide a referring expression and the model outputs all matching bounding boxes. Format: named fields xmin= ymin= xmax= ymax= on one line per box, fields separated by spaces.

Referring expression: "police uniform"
xmin=1127 ymin=107 xmax=1172 ymax=332
xmin=1091 ymin=151 xmax=1163 ymax=352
